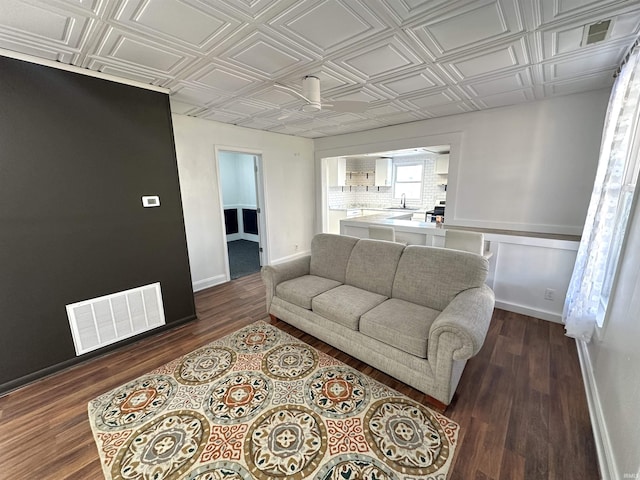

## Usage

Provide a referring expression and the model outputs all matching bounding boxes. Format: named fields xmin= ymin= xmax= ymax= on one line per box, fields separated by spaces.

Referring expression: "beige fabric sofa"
xmin=261 ymin=233 xmax=495 ymax=407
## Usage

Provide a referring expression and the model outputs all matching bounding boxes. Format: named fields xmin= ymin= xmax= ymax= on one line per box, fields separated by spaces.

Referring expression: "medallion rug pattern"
xmin=88 ymin=321 xmax=459 ymax=479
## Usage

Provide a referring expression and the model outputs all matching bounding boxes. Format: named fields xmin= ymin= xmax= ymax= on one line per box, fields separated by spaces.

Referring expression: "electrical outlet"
xmin=544 ymin=288 xmax=555 ymax=301
xmin=294 ymin=244 xmax=299 ymax=251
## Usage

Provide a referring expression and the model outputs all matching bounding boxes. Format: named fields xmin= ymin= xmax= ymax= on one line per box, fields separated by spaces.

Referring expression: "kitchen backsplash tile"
xmin=328 ymin=155 xmax=446 ymax=209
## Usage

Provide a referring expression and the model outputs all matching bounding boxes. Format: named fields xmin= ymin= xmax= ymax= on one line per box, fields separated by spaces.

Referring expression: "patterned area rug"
xmin=88 ymin=321 xmax=459 ymax=479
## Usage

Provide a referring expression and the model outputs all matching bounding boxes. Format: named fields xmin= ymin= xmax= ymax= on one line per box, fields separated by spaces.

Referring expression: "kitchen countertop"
xmin=340 ymin=212 xmax=581 ymax=242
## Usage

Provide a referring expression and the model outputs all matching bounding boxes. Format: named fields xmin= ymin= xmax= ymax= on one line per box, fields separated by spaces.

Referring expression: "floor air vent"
xmin=67 ymin=283 xmax=165 ymax=356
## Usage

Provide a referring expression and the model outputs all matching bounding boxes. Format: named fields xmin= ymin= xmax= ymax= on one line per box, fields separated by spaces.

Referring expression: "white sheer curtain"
xmin=564 ymin=43 xmax=640 ymax=342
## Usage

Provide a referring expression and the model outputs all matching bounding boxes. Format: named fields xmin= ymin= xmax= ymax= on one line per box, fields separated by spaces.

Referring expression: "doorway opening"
xmin=218 ymin=150 xmax=265 ymax=280
xmin=322 ymin=145 xmax=450 ymax=235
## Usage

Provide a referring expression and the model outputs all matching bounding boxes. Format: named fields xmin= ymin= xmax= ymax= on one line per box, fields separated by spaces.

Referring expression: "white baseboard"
xmin=270 ymin=250 xmax=310 ymax=265
xmin=575 ymin=340 xmax=617 ymax=480
xmin=494 ymin=300 xmax=563 ymax=323
xmin=193 ymin=274 xmax=227 ymax=292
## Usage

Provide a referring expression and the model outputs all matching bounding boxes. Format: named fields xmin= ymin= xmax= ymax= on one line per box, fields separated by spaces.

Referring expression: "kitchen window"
xmin=394 ymin=163 xmax=423 ymax=199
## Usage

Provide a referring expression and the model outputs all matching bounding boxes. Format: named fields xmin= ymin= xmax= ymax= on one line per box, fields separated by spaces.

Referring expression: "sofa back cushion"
xmin=310 ymin=234 xmax=360 ymax=283
xmin=392 ymin=245 xmax=489 ymax=311
xmin=345 ymin=239 xmax=405 ymax=297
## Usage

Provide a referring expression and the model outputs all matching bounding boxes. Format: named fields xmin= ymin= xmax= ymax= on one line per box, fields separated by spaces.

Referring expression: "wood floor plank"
xmin=0 ymin=273 xmax=599 ymax=479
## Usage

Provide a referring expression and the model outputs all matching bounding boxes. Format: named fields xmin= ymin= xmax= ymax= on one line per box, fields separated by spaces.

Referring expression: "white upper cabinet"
xmin=327 ymin=157 xmax=346 ymax=186
xmin=435 ymin=154 xmax=449 ymax=174
xmin=435 ymin=155 xmax=449 ymax=174
xmin=375 ymin=157 xmax=392 ymax=186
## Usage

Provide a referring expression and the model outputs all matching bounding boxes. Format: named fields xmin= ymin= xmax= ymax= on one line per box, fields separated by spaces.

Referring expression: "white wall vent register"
xmin=66 ymin=282 xmax=165 ymax=355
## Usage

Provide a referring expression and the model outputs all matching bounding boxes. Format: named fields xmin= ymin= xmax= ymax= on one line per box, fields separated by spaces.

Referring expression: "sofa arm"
xmin=428 ymin=284 xmax=495 ymax=362
xmin=261 ymin=255 xmax=311 ymax=311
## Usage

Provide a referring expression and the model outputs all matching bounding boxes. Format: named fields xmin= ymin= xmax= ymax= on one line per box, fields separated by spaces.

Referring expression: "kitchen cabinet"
xmin=328 ymin=209 xmax=347 ymax=234
xmin=435 ymin=154 xmax=448 ymax=188
xmin=435 ymin=155 xmax=449 ymax=174
xmin=327 ymin=157 xmax=346 ymax=186
xmin=375 ymin=158 xmax=392 ymax=186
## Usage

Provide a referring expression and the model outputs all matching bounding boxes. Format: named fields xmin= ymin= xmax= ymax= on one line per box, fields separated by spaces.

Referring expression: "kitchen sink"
xmin=385 ymin=207 xmax=418 ymax=211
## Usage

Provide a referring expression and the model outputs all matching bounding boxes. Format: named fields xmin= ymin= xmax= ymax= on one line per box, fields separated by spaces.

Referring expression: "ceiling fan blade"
xmin=324 ymin=100 xmax=368 ymax=113
xmin=274 ymin=82 xmax=312 ymax=103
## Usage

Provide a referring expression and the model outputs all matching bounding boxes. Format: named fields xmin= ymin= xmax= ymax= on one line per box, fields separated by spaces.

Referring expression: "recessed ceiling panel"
xmin=430 ymin=3 xmax=507 ymax=51
xmin=543 ymin=71 xmax=614 ymax=96
xmin=321 ymin=112 xmax=365 ymax=124
xmin=463 ymin=69 xmax=531 ymax=97
xmin=474 ymin=88 xmax=533 ymax=108
xmin=106 ymin=34 xmax=186 ymax=71
xmin=550 ymin=27 xmax=585 ymax=57
xmin=0 ymin=0 xmax=72 ymax=41
xmin=171 ymin=85 xmax=224 ymax=105
xmin=610 ymin=11 xmax=640 ymax=38
xmin=0 ymin=36 xmax=74 ymax=62
xmin=249 ymin=88 xmax=299 ymax=105
xmin=377 ymin=0 xmax=449 ymax=21
xmin=380 ymin=71 xmax=438 ymax=95
xmin=405 ymin=89 xmax=460 ymax=109
xmin=425 ymin=102 xmax=474 ymax=117
xmin=410 ymin=0 xmax=523 ymax=57
xmin=0 ymin=0 xmax=92 ymax=48
xmin=202 ymin=109 xmax=245 ymax=123
xmin=216 ymin=0 xmax=289 ymax=20
xmin=237 ymin=118 xmax=280 ymax=130
xmin=192 ymin=67 xmax=254 ymax=92
xmin=223 ymin=31 xmax=310 ymax=76
xmin=542 ymin=44 xmax=625 ymax=81
xmin=329 ymin=87 xmax=381 ymax=102
xmin=116 ymin=0 xmax=233 ymax=48
xmin=220 ymin=99 xmax=269 ymax=116
xmin=538 ymin=0 xmax=623 ymax=25
xmin=281 ymin=0 xmax=375 ymax=52
xmin=366 ymin=103 xmax=406 ymax=117
xmin=341 ymin=37 xmax=423 ymax=79
xmin=445 ymin=39 xmax=529 ymax=80
xmin=233 ymin=41 xmax=298 ymax=74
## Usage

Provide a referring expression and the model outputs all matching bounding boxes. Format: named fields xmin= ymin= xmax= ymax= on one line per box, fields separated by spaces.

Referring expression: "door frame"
xmin=214 ymin=146 xmax=268 ymax=282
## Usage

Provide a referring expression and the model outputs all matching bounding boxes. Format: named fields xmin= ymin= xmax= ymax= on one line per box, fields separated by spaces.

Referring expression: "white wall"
xmin=219 ymin=151 xmax=256 ymax=208
xmin=582 ymin=186 xmax=640 ymax=478
xmin=219 ymin=151 xmax=258 ymax=242
xmin=172 ymin=114 xmax=315 ymax=291
xmin=315 ymin=89 xmax=611 ymax=236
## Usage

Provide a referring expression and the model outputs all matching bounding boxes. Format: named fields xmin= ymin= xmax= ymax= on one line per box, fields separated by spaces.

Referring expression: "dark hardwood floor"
xmin=0 ymin=273 xmax=599 ymax=479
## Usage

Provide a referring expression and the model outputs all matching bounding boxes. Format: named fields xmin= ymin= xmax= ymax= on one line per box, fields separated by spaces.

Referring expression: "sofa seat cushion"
xmin=360 ymin=298 xmax=440 ymax=359
xmin=276 ymin=275 xmax=342 ymax=310
xmin=312 ymin=285 xmax=387 ymax=330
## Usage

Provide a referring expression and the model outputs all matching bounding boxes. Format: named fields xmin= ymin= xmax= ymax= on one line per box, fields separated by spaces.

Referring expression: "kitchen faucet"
xmin=400 ymin=193 xmax=406 ymax=209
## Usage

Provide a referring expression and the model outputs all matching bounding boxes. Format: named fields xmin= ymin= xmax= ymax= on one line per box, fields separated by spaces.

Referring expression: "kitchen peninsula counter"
xmin=340 ymin=212 xmax=580 ymax=324
xmin=340 ymin=212 xmax=581 ymax=243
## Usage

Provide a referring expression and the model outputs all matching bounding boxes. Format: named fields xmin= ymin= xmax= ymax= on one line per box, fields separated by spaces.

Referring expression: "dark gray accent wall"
xmin=0 ymin=56 xmax=195 ymax=392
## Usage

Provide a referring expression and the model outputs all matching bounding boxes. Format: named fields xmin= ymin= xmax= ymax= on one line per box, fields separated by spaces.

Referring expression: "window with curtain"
xmin=564 ymin=41 xmax=640 ymax=341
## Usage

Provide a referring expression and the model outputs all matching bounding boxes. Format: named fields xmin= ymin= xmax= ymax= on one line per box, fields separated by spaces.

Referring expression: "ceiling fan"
xmin=274 ymin=76 xmax=369 ymax=115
